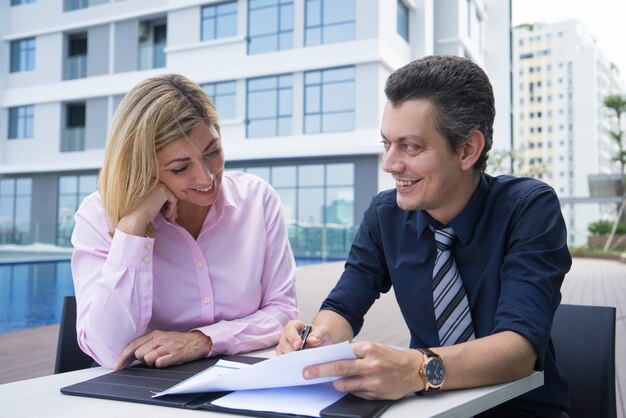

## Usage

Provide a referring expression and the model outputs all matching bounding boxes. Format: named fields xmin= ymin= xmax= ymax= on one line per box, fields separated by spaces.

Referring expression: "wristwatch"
xmin=416 ymin=348 xmax=445 ymax=391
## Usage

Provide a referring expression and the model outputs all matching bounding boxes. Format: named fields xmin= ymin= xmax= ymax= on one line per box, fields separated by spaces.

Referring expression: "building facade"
xmin=1 ymin=0 xmax=511 ymax=260
xmin=513 ymin=21 xmax=624 ymax=246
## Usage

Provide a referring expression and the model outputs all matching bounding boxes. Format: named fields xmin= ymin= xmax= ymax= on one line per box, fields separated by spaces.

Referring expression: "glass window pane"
xmin=323 ymin=0 xmax=354 ymax=24
xmin=322 ymin=112 xmax=353 ymax=132
xmin=305 ymin=70 xmax=321 ymax=85
xmin=322 ymin=82 xmax=354 ymax=112
xmin=0 ymin=180 xmax=14 ymax=196
xmin=323 ymin=67 xmax=354 ymax=82
xmin=280 ymin=4 xmax=294 ymax=30
xmin=249 ymin=77 xmax=277 ymax=91
xmin=272 ymin=166 xmax=296 ymax=187
xmin=278 ymin=117 xmax=292 ymax=135
xmin=248 ymin=119 xmax=276 ymax=137
xmin=246 ymin=167 xmax=271 ymax=182
xmin=298 ymin=187 xmax=324 ymax=225
xmin=248 ymin=36 xmax=276 ymax=54
xmin=215 ymin=95 xmax=236 ymax=119
xmin=249 ymin=8 xmax=278 ymax=36
xmin=15 ymin=178 xmax=32 ymax=195
xmin=248 ymin=90 xmax=277 ymax=119
xmin=305 ymin=0 xmax=321 ymax=26
xmin=277 ymin=188 xmax=296 ymax=224
xmin=323 ymin=22 xmax=354 ymax=44
xmin=305 ymin=27 xmax=321 ymax=46
xmin=305 ymin=85 xmax=320 ymax=113
xmin=59 ymin=176 xmax=77 ymax=194
xmin=299 ymin=164 xmax=324 ymax=187
xmin=202 ymin=20 xmax=216 ymax=40
xmin=278 ymin=89 xmax=292 ymax=115
xmin=78 ymin=175 xmax=97 ymax=193
xmin=217 ymin=14 xmax=237 ymax=38
xmin=304 ymin=115 xmax=321 ymax=134
xmin=325 ymin=187 xmax=354 ymax=224
xmin=326 ymin=163 xmax=354 ymax=186
xmin=216 ymin=81 xmax=236 ymax=94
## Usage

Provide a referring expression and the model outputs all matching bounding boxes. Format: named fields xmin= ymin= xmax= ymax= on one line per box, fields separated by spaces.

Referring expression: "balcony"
xmin=61 ymin=127 xmax=85 ymax=152
xmin=64 ymin=55 xmax=87 ymax=80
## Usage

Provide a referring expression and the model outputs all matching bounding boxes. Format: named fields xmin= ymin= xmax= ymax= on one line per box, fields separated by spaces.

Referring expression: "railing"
xmin=64 ymin=55 xmax=87 ymax=80
xmin=61 ymin=127 xmax=85 ymax=152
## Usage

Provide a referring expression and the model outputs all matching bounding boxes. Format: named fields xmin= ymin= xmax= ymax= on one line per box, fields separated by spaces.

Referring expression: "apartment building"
xmin=513 ymin=20 xmax=625 ymax=246
xmin=1 ymin=0 xmax=511 ymax=260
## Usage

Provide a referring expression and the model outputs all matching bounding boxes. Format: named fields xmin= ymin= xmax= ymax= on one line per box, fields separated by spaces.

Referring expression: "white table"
xmin=0 ymin=366 xmax=542 ymax=418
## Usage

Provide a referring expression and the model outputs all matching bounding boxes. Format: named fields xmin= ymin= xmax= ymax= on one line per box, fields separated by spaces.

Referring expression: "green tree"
xmin=602 ymin=94 xmax=626 ymax=251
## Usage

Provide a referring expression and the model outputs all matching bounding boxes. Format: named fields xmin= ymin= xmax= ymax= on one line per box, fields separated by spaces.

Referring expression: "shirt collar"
xmin=415 ymin=174 xmax=489 ymax=245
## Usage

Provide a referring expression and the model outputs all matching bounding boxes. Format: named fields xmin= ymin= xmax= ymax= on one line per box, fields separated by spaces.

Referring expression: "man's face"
xmin=381 ymin=99 xmax=467 ymax=222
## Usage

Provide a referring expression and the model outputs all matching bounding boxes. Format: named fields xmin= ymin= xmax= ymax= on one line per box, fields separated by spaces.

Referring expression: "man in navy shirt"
xmin=277 ymin=55 xmax=571 ymax=417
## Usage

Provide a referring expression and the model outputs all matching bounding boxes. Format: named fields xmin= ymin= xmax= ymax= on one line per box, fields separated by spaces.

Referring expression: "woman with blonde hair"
xmin=71 ymin=74 xmax=298 ymax=370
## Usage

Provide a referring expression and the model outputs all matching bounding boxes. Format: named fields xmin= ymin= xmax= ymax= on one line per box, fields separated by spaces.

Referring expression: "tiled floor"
xmin=0 ymin=257 xmax=624 ymax=417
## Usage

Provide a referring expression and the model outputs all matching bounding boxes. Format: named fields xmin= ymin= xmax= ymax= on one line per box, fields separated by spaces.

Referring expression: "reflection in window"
xmin=10 ymin=38 xmax=35 ymax=72
xmin=0 ymin=178 xmax=32 ymax=245
xmin=247 ymin=74 xmax=292 ymax=137
xmin=304 ymin=66 xmax=355 ymax=133
xmin=139 ymin=20 xmax=167 ymax=70
xmin=305 ymin=0 xmax=354 ymax=46
xmin=248 ymin=0 xmax=294 ymax=54
xmin=202 ymin=81 xmax=237 ymax=120
xmin=57 ymin=174 xmax=98 ymax=247
xmin=8 ymin=105 xmax=34 ymax=139
xmin=233 ymin=163 xmax=355 ymax=259
xmin=201 ymin=1 xmax=237 ymax=41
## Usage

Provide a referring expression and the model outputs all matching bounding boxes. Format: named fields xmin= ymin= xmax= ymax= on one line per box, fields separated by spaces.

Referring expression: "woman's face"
xmin=157 ymin=123 xmax=225 ymax=209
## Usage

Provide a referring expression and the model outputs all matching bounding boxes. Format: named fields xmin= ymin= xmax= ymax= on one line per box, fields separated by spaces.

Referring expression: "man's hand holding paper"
xmin=153 ymin=341 xmax=356 ymax=397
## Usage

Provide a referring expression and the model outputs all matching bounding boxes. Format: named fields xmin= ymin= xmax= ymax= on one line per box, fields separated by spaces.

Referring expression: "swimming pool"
xmin=0 ymin=257 xmax=342 ymax=334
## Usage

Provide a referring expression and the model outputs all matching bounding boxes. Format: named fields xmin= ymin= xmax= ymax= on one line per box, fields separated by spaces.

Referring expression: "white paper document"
xmin=152 ymin=341 xmax=356 ymax=397
xmin=211 ymin=382 xmax=345 ymax=418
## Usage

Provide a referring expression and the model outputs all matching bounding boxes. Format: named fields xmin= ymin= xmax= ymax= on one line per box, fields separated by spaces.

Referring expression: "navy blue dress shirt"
xmin=321 ymin=174 xmax=572 ymax=414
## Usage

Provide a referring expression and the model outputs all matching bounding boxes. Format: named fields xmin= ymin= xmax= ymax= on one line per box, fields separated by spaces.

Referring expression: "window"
xmin=8 ymin=105 xmax=34 ymax=139
xmin=10 ymin=38 xmax=35 ymax=72
xmin=248 ymin=0 xmax=293 ymax=54
xmin=202 ymin=81 xmax=236 ymax=119
xmin=65 ymin=32 xmax=87 ymax=80
xmin=57 ymin=175 xmax=98 ymax=246
xmin=11 ymin=0 xmax=36 ymax=5
xmin=62 ymin=103 xmax=86 ymax=152
xmin=233 ymin=162 xmax=355 ymax=259
xmin=305 ymin=0 xmax=354 ymax=46
xmin=0 ymin=178 xmax=32 ymax=245
xmin=201 ymin=1 xmax=237 ymax=41
xmin=64 ymin=0 xmax=88 ymax=11
xmin=304 ymin=66 xmax=354 ymax=133
xmin=139 ymin=20 xmax=167 ymax=70
xmin=247 ymin=74 xmax=292 ymax=137
xmin=397 ymin=0 xmax=409 ymax=41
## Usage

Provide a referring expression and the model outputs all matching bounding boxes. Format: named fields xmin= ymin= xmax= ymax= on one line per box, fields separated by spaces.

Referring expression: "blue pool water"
xmin=0 ymin=257 xmax=341 ymax=334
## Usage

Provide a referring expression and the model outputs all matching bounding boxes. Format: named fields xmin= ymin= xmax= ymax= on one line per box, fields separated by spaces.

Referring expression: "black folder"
xmin=61 ymin=355 xmax=392 ymax=418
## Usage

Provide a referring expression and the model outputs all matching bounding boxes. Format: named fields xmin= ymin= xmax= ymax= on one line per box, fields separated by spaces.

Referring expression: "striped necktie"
xmin=430 ymin=226 xmax=476 ymax=346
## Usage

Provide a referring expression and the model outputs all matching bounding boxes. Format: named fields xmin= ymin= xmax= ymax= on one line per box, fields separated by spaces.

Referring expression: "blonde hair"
xmin=99 ymin=74 xmax=220 ymax=230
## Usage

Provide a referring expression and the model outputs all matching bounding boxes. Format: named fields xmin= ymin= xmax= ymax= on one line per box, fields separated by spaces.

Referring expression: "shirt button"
xmin=203 ymin=297 xmax=210 ymax=304
xmin=197 ymin=261 xmax=204 ymax=268
xmin=146 ymin=243 xmax=152 ymax=250
xmin=143 ymin=256 xmax=151 ymax=263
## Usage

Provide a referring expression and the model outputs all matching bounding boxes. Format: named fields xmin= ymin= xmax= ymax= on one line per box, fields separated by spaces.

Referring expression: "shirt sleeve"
xmin=492 ymin=183 xmax=571 ymax=368
xmin=71 ymin=196 xmax=155 ymax=368
xmin=195 ymin=185 xmax=299 ymax=355
xmin=320 ymin=194 xmax=392 ymax=337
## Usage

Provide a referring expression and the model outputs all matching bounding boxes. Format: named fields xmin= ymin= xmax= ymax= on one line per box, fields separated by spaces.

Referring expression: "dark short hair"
xmin=384 ymin=55 xmax=495 ymax=172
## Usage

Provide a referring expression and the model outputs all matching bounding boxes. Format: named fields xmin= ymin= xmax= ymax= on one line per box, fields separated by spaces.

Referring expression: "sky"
xmin=512 ymin=0 xmax=626 ymax=84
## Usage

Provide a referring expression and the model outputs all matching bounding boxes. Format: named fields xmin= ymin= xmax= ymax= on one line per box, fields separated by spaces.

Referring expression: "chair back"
xmin=551 ymin=303 xmax=616 ymax=418
xmin=54 ymin=296 xmax=95 ymax=374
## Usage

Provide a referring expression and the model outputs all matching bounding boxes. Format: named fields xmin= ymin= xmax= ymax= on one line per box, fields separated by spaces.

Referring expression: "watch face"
xmin=424 ymin=358 xmax=445 ymax=387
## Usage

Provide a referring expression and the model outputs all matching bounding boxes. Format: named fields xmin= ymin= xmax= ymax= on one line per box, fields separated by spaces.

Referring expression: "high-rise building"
xmin=1 ymin=0 xmax=511 ymax=259
xmin=513 ymin=20 xmax=625 ymax=246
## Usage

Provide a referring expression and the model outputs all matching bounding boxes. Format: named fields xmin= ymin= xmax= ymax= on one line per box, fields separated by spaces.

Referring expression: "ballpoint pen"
xmin=299 ymin=325 xmax=312 ymax=350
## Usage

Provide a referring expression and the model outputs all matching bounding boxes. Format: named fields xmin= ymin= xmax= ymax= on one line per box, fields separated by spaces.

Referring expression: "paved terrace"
xmin=0 ymin=257 xmax=624 ymax=417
